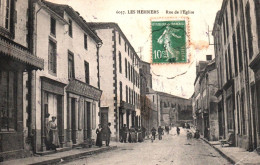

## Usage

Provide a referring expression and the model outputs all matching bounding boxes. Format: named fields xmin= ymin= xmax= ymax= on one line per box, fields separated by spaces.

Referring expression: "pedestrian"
xmin=151 ymin=127 xmax=156 ymax=140
xmin=176 ymin=126 xmax=180 ymax=135
xmin=141 ymin=126 xmax=146 ymax=139
xmin=165 ymin=125 xmax=169 ymax=134
xmin=137 ymin=127 xmax=143 ymax=142
xmin=96 ymin=124 xmax=102 ymax=147
xmin=47 ymin=116 xmax=59 ymax=151
xmin=129 ymin=126 xmax=136 ymax=143
xmin=158 ymin=126 xmax=164 ymax=140
xmin=122 ymin=124 xmax=128 ymax=143
xmin=106 ymin=123 xmax=111 ymax=146
xmin=194 ymin=129 xmax=200 ymax=139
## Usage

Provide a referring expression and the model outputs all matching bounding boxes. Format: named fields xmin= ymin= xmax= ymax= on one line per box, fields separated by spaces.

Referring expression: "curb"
xmin=200 ymin=138 xmax=235 ymax=164
xmin=29 ymin=146 xmax=117 ymax=165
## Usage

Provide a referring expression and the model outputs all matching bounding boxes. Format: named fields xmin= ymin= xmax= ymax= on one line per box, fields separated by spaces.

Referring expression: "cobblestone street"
xmin=65 ymin=128 xmax=230 ymax=165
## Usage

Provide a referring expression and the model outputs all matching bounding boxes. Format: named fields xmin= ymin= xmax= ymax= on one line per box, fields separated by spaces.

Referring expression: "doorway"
xmin=100 ymin=107 xmax=108 ymax=129
xmin=71 ymin=98 xmax=76 ymax=144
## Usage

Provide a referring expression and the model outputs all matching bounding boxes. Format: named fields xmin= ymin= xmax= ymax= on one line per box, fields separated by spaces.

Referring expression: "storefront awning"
xmin=0 ymin=36 xmax=44 ymax=70
xmin=66 ymin=79 xmax=102 ymax=101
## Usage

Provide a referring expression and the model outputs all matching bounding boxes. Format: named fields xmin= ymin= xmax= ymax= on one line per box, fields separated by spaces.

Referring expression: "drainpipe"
xmin=96 ymin=42 xmax=102 ymax=124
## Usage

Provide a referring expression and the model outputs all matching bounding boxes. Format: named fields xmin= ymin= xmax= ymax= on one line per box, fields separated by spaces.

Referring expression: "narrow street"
xmin=64 ymin=128 xmax=230 ymax=165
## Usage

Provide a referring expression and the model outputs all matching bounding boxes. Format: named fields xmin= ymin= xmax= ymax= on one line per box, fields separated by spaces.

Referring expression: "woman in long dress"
xmin=96 ymin=124 xmax=102 ymax=147
xmin=48 ymin=116 xmax=60 ymax=148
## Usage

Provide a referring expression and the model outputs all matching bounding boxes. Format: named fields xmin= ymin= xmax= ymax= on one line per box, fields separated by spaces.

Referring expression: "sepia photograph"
xmin=0 ymin=0 xmax=260 ymax=164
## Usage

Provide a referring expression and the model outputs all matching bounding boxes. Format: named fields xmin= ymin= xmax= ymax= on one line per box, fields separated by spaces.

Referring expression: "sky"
xmin=48 ymin=0 xmax=223 ymax=99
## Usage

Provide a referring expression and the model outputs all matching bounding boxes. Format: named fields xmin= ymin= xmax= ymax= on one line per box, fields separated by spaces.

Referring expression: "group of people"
xmin=95 ymin=123 xmax=112 ymax=147
xmin=151 ymin=126 xmax=165 ymax=140
xmin=120 ymin=124 xmax=146 ymax=143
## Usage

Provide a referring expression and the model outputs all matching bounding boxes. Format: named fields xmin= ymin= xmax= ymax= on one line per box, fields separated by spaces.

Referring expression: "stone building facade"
xmin=0 ymin=0 xmax=44 ymax=160
xmin=149 ymin=91 xmax=192 ymax=128
xmin=140 ymin=60 xmax=155 ymax=133
xmin=213 ymin=0 xmax=260 ymax=151
xmin=193 ymin=59 xmax=219 ymax=141
xmin=89 ymin=23 xmax=141 ymax=141
xmin=32 ymin=0 xmax=102 ymax=152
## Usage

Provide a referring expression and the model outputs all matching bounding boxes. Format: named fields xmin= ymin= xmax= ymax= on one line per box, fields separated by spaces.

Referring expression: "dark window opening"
xmin=50 ymin=17 xmax=56 ymax=36
xmin=246 ymin=3 xmax=253 ymax=59
xmin=119 ymin=52 xmax=122 ymax=73
xmin=84 ymin=61 xmax=89 ymax=84
xmin=84 ymin=34 xmax=88 ymax=50
xmin=48 ymin=39 xmax=57 ymax=74
xmin=69 ymin=19 xmax=73 ymax=37
xmin=68 ymin=51 xmax=75 ymax=79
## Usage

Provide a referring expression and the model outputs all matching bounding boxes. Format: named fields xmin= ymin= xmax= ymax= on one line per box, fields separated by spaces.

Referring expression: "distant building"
xmin=193 ymin=59 xmax=218 ymax=141
xmin=89 ymin=23 xmax=141 ymax=141
xmin=140 ymin=60 xmax=155 ymax=133
xmin=148 ymin=91 xmax=192 ymax=127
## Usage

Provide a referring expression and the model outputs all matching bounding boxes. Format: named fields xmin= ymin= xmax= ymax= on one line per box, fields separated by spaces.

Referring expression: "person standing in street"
xmin=122 ymin=124 xmax=128 ymax=143
xmin=142 ymin=126 xmax=146 ymax=139
xmin=95 ymin=124 xmax=102 ymax=147
xmin=106 ymin=123 xmax=111 ymax=146
xmin=177 ymin=126 xmax=180 ymax=135
xmin=158 ymin=126 xmax=164 ymax=140
xmin=151 ymin=127 xmax=156 ymax=140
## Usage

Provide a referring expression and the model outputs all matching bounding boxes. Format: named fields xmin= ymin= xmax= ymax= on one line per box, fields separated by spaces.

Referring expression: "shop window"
xmin=0 ymin=70 xmax=17 ymax=131
xmin=48 ymin=39 xmax=57 ymax=74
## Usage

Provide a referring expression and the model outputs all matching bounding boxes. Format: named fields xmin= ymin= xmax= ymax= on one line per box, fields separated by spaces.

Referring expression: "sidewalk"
xmin=201 ymin=137 xmax=260 ymax=164
xmin=1 ymin=145 xmax=117 ymax=165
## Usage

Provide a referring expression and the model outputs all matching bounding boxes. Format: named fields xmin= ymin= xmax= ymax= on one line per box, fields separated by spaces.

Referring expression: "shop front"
xmin=66 ymin=79 xmax=101 ymax=147
xmin=0 ymin=36 xmax=44 ymax=160
xmin=40 ymin=77 xmax=66 ymax=152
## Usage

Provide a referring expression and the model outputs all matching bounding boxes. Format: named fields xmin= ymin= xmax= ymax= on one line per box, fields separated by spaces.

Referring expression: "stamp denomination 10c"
xmin=151 ymin=19 xmax=187 ymax=64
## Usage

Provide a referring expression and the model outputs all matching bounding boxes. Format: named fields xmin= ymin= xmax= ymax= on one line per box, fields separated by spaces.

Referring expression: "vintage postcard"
xmin=1 ymin=0 xmax=260 ymax=164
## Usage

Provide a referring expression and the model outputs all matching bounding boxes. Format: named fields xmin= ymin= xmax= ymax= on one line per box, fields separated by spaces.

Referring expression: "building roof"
xmin=88 ymin=22 xmax=140 ymax=60
xmin=41 ymin=0 xmax=102 ymax=44
xmin=155 ymin=91 xmax=190 ymax=101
